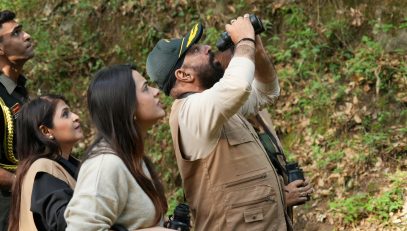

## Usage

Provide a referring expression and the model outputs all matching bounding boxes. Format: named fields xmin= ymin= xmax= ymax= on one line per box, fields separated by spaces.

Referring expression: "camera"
xmin=165 ymin=203 xmax=191 ymax=231
xmin=286 ymin=162 xmax=305 ymax=183
xmin=216 ymin=14 xmax=265 ymax=51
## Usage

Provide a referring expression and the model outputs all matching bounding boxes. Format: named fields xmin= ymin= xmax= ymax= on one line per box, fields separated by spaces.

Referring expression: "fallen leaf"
xmin=354 ymin=114 xmax=362 ymax=124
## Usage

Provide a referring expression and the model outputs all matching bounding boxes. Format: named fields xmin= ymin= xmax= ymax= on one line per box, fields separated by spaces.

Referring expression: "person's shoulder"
xmin=84 ymin=153 xmax=124 ymax=169
xmin=31 ymin=158 xmax=58 ymax=168
xmin=0 ymin=82 xmax=9 ymax=99
xmin=29 ymin=158 xmax=65 ymax=176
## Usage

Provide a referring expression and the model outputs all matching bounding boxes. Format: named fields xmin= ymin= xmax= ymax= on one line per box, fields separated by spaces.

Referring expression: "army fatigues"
xmin=0 ymin=73 xmax=28 ymax=231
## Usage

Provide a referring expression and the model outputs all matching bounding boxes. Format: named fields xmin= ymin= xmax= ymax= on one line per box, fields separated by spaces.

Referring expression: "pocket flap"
xmin=244 ymin=208 xmax=264 ymax=223
xmin=225 ymin=128 xmax=255 ymax=146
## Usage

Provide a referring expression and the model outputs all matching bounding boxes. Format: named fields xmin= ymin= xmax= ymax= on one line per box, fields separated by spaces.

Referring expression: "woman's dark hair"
xmin=9 ymin=94 xmax=67 ymax=231
xmin=87 ymin=64 xmax=167 ymax=224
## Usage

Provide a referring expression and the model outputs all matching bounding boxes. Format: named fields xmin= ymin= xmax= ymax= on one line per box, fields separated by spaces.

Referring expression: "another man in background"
xmin=147 ymin=14 xmax=292 ymax=230
xmin=0 ymin=10 xmax=34 ymax=231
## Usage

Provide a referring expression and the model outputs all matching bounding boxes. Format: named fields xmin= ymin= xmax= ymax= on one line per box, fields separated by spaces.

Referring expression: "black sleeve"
xmin=31 ymin=172 xmax=73 ymax=231
xmin=0 ymin=106 xmax=4 ymax=160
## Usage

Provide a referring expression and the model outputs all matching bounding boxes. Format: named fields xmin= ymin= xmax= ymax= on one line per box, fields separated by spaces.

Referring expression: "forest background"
xmin=1 ymin=0 xmax=406 ymax=230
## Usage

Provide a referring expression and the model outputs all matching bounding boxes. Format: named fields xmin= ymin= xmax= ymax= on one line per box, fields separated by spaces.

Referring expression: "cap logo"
xmin=186 ymin=24 xmax=199 ymax=48
xmin=178 ymin=38 xmax=185 ymax=57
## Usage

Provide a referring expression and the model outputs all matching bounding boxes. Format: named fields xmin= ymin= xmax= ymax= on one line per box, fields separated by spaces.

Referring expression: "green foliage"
xmin=400 ymin=18 xmax=407 ymax=29
xmin=365 ymin=188 xmax=404 ymax=221
xmin=269 ymin=5 xmax=324 ymax=80
xmin=166 ymin=188 xmax=185 ymax=216
xmin=344 ymin=36 xmax=382 ymax=82
xmin=329 ymin=193 xmax=368 ymax=224
xmin=329 ymin=171 xmax=406 ymax=224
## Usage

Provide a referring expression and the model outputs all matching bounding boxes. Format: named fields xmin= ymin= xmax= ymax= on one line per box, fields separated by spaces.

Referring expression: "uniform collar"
xmin=0 ymin=73 xmax=27 ymax=95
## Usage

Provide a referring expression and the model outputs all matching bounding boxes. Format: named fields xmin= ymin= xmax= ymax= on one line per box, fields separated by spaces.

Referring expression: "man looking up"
xmin=0 ymin=10 xmax=34 ymax=231
xmin=147 ymin=14 xmax=292 ymax=230
xmin=216 ymin=43 xmax=314 ymax=222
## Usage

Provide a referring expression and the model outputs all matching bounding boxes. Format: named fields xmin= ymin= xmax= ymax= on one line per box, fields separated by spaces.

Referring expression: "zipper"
xmin=231 ymin=195 xmax=273 ymax=209
xmin=225 ymin=172 xmax=267 ymax=188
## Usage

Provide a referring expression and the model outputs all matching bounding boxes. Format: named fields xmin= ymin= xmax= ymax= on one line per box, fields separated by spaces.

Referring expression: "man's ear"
xmin=175 ymin=68 xmax=195 ymax=83
xmin=0 ymin=44 xmax=4 ymax=56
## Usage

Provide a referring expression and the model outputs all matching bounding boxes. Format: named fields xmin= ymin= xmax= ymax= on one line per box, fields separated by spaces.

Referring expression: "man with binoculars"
xmin=147 ymin=14 xmax=292 ymax=230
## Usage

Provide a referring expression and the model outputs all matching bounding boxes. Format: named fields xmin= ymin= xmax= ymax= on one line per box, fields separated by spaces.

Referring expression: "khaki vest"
xmin=256 ymin=110 xmax=293 ymax=221
xmin=170 ymin=100 xmax=292 ymax=231
xmin=19 ymin=158 xmax=76 ymax=231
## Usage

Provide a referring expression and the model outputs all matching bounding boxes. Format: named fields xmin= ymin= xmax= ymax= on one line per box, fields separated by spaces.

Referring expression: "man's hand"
xmin=0 ymin=167 xmax=15 ymax=190
xmin=225 ymin=14 xmax=255 ymax=45
xmin=225 ymin=14 xmax=256 ymax=61
xmin=284 ymin=179 xmax=313 ymax=207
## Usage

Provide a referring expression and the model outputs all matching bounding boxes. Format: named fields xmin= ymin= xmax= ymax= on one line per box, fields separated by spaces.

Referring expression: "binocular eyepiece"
xmin=286 ymin=162 xmax=305 ymax=183
xmin=216 ymin=14 xmax=265 ymax=51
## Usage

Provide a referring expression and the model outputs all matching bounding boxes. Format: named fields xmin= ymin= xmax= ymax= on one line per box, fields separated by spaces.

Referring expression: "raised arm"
xmin=180 ymin=14 xmax=257 ymax=138
xmin=177 ymin=15 xmax=258 ymax=160
xmin=240 ymin=35 xmax=280 ymax=117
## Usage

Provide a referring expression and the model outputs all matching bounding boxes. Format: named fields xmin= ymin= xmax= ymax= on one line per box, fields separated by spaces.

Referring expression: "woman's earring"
xmin=49 ymin=135 xmax=54 ymax=140
xmin=133 ymin=115 xmax=137 ymax=121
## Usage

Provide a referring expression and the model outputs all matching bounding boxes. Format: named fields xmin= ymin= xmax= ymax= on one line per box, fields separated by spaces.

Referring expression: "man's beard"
xmin=197 ymin=52 xmax=225 ymax=89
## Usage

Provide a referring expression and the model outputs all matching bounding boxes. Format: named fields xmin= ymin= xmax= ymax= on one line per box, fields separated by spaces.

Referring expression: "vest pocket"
xmin=244 ymin=208 xmax=264 ymax=223
xmin=225 ymin=185 xmax=276 ymax=230
xmin=224 ymin=127 xmax=255 ymax=146
xmin=225 ymin=172 xmax=267 ymax=188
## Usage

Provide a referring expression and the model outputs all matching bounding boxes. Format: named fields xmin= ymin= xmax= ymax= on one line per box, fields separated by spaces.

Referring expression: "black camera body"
xmin=216 ymin=14 xmax=265 ymax=51
xmin=286 ymin=162 xmax=305 ymax=183
xmin=165 ymin=203 xmax=190 ymax=231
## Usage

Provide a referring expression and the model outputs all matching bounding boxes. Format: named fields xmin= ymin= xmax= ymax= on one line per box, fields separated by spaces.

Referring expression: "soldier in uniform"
xmin=0 ymin=10 xmax=34 ymax=231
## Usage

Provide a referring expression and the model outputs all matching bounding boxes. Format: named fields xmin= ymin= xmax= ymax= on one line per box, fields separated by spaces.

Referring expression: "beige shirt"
xmin=177 ymin=57 xmax=280 ymax=160
xmin=64 ymin=141 xmax=158 ymax=230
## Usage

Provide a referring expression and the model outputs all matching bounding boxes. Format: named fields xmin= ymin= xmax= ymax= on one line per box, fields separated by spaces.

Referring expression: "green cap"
xmin=147 ymin=23 xmax=203 ymax=95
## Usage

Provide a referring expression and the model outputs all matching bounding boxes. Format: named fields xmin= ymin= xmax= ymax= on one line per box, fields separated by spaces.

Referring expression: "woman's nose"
xmin=72 ymin=113 xmax=80 ymax=122
xmin=153 ymin=87 xmax=160 ymax=97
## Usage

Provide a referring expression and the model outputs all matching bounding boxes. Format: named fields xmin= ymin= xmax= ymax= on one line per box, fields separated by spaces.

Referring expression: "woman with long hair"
xmin=64 ymin=64 xmax=171 ymax=231
xmin=9 ymin=95 xmax=83 ymax=231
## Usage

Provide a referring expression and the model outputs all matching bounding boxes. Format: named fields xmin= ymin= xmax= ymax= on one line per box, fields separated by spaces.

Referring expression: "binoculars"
xmin=165 ymin=203 xmax=191 ymax=231
xmin=216 ymin=14 xmax=265 ymax=51
xmin=286 ymin=162 xmax=305 ymax=183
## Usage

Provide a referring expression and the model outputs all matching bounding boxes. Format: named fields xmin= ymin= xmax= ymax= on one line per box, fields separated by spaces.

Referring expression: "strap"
xmin=256 ymin=114 xmax=283 ymax=154
xmin=255 ymin=114 xmax=288 ymax=175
